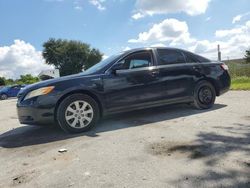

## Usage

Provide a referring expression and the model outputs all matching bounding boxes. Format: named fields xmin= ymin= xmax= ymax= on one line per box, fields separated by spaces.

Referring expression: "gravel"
xmin=0 ymin=91 xmax=250 ymax=188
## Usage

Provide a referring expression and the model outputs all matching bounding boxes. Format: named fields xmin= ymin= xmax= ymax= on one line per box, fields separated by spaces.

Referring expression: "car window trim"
xmin=156 ymin=49 xmax=186 ymax=65
xmin=105 ymin=49 xmax=155 ymax=74
xmin=116 ymin=66 xmax=158 ymax=74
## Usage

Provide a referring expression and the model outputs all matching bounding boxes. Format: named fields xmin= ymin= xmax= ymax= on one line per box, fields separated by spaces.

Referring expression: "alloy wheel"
xmin=198 ymin=86 xmax=213 ymax=105
xmin=65 ymin=100 xmax=94 ymax=128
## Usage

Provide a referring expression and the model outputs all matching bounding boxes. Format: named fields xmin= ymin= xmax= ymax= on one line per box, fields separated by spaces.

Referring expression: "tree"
xmin=245 ymin=49 xmax=250 ymax=63
xmin=42 ymin=38 xmax=103 ymax=76
xmin=17 ymin=74 xmax=39 ymax=85
xmin=0 ymin=77 xmax=5 ymax=86
xmin=0 ymin=75 xmax=39 ymax=86
xmin=5 ymin=79 xmax=14 ymax=85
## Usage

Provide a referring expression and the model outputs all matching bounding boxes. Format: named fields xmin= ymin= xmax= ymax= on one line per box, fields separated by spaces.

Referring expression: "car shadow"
xmin=0 ymin=103 xmax=226 ymax=148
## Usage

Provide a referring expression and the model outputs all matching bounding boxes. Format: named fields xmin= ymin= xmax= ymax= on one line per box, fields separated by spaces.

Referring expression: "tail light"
xmin=220 ymin=63 xmax=229 ymax=71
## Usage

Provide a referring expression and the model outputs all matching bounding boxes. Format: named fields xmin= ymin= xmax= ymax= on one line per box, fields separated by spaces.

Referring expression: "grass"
xmin=231 ymin=76 xmax=250 ymax=90
xmin=223 ymin=60 xmax=250 ymax=90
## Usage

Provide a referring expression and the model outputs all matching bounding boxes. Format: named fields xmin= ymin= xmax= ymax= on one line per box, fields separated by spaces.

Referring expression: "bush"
xmin=226 ymin=63 xmax=250 ymax=78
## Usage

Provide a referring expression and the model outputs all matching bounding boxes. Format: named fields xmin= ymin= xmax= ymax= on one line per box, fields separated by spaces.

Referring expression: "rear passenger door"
xmin=9 ymin=86 xmax=20 ymax=97
xmin=156 ymin=49 xmax=195 ymax=100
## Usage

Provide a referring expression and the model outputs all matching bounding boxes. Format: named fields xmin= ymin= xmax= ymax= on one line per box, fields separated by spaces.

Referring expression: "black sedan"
xmin=17 ymin=47 xmax=230 ymax=133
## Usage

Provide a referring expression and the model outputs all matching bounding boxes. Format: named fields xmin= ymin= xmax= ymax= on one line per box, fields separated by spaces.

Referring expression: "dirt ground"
xmin=0 ymin=91 xmax=250 ymax=188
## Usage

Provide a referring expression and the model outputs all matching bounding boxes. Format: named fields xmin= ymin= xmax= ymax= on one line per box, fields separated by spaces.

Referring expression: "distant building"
xmin=38 ymin=69 xmax=60 ymax=80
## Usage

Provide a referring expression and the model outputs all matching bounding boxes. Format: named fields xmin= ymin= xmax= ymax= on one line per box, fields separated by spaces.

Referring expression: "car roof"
xmin=124 ymin=47 xmax=184 ymax=53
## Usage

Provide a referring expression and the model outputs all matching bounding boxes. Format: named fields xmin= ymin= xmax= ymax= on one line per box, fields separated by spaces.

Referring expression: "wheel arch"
xmin=0 ymin=93 xmax=8 ymax=99
xmin=196 ymin=78 xmax=220 ymax=96
xmin=54 ymin=90 xmax=104 ymax=122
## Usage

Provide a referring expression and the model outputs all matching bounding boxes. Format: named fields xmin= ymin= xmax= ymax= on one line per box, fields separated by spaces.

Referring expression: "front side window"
xmin=118 ymin=51 xmax=152 ymax=70
xmin=157 ymin=49 xmax=185 ymax=65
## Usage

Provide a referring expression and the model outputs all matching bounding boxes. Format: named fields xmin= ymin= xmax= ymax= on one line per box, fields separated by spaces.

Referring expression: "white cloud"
xmin=215 ymin=21 xmax=250 ymax=38
xmin=89 ymin=0 xmax=106 ymax=11
xmin=206 ymin=17 xmax=211 ymax=21
xmin=191 ymin=20 xmax=250 ymax=60
xmin=0 ymin=40 xmax=52 ymax=79
xmin=232 ymin=12 xmax=250 ymax=24
xmin=74 ymin=1 xmax=83 ymax=11
xmin=123 ymin=46 xmax=131 ymax=51
xmin=215 ymin=28 xmax=243 ymax=38
xmin=128 ymin=18 xmax=195 ymax=45
xmin=128 ymin=17 xmax=250 ymax=60
xmin=132 ymin=12 xmax=144 ymax=20
xmin=74 ymin=5 xmax=83 ymax=11
xmin=132 ymin=0 xmax=211 ymax=19
xmin=150 ymin=43 xmax=166 ymax=47
xmin=102 ymin=54 xmax=109 ymax=60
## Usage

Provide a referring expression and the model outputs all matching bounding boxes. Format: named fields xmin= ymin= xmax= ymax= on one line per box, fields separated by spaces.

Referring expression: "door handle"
xmin=150 ymin=71 xmax=159 ymax=77
xmin=193 ymin=66 xmax=201 ymax=72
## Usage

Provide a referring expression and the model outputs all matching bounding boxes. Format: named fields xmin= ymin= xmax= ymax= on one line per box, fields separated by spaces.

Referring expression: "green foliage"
xmin=42 ymin=38 xmax=103 ymax=76
xmin=0 ymin=77 xmax=5 ymax=86
xmin=5 ymin=79 xmax=15 ymax=85
xmin=0 ymin=74 xmax=39 ymax=86
xmin=17 ymin=74 xmax=39 ymax=85
xmin=226 ymin=63 xmax=250 ymax=78
xmin=245 ymin=49 xmax=250 ymax=63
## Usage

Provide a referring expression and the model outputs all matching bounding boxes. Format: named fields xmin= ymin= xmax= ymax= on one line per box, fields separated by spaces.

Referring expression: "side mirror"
xmin=111 ymin=63 xmax=124 ymax=74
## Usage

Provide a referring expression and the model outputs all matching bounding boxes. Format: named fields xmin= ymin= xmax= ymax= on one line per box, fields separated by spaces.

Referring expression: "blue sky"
xmin=0 ymin=0 xmax=250 ymax=78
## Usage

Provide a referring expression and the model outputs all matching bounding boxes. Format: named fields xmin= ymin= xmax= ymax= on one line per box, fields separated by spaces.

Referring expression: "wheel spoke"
xmin=84 ymin=116 xmax=92 ymax=122
xmin=67 ymin=107 xmax=75 ymax=114
xmin=66 ymin=115 xmax=75 ymax=120
xmin=79 ymin=119 xmax=85 ymax=127
xmin=71 ymin=118 xmax=78 ymax=127
xmin=84 ymin=109 xmax=93 ymax=114
xmin=74 ymin=102 xmax=80 ymax=110
xmin=81 ymin=102 xmax=87 ymax=110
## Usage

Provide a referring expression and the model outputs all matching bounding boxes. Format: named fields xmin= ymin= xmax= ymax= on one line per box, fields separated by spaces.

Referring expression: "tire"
xmin=0 ymin=94 xmax=8 ymax=100
xmin=56 ymin=94 xmax=100 ymax=133
xmin=193 ymin=81 xmax=216 ymax=109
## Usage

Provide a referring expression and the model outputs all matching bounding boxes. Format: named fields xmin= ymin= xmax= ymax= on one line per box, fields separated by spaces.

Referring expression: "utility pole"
xmin=217 ymin=44 xmax=221 ymax=61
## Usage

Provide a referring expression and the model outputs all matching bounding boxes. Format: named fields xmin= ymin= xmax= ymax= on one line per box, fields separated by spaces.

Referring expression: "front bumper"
xmin=17 ymin=95 xmax=57 ymax=126
xmin=17 ymin=105 xmax=55 ymax=126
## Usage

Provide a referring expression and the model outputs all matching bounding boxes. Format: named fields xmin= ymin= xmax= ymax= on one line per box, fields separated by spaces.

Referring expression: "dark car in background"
xmin=0 ymin=85 xmax=26 ymax=100
xmin=17 ymin=47 xmax=231 ymax=133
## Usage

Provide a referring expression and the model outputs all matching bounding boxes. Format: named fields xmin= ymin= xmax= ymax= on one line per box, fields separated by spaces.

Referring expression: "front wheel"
xmin=0 ymin=94 xmax=8 ymax=100
xmin=193 ymin=81 xmax=216 ymax=109
xmin=57 ymin=94 xmax=100 ymax=133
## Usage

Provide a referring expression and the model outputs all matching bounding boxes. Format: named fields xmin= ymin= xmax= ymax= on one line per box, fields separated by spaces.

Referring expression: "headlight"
xmin=24 ymin=86 xmax=55 ymax=100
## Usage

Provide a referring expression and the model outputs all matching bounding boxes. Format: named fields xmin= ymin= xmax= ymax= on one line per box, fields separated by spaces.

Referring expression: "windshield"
xmin=0 ymin=86 xmax=9 ymax=92
xmin=82 ymin=53 xmax=122 ymax=75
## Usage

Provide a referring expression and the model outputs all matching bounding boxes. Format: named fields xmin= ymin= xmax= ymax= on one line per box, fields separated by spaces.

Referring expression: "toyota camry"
xmin=17 ymin=47 xmax=231 ymax=133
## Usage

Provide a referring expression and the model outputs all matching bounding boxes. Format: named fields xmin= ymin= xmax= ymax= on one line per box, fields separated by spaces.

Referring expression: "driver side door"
xmin=102 ymin=50 xmax=163 ymax=113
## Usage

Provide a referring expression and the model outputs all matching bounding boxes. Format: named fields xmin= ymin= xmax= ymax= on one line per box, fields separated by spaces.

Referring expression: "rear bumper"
xmin=217 ymin=71 xmax=231 ymax=96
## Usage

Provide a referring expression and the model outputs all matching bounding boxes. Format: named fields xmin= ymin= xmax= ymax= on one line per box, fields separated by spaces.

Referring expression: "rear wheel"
xmin=57 ymin=94 xmax=100 ymax=133
xmin=193 ymin=81 xmax=216 ymax=109
xmin=0 ymin=94 xmax=8 ymax=100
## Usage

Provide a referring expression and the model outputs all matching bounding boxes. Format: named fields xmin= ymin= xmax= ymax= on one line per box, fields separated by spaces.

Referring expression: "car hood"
xmin=21 ymin=73 xmax=98 ymax=93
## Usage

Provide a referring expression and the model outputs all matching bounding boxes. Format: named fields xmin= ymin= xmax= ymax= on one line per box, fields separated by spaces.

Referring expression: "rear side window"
xmin=184 ymin=52 xmax=211 ymax=63
xmin=157 ymin=49 xmax=185 ymax=65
